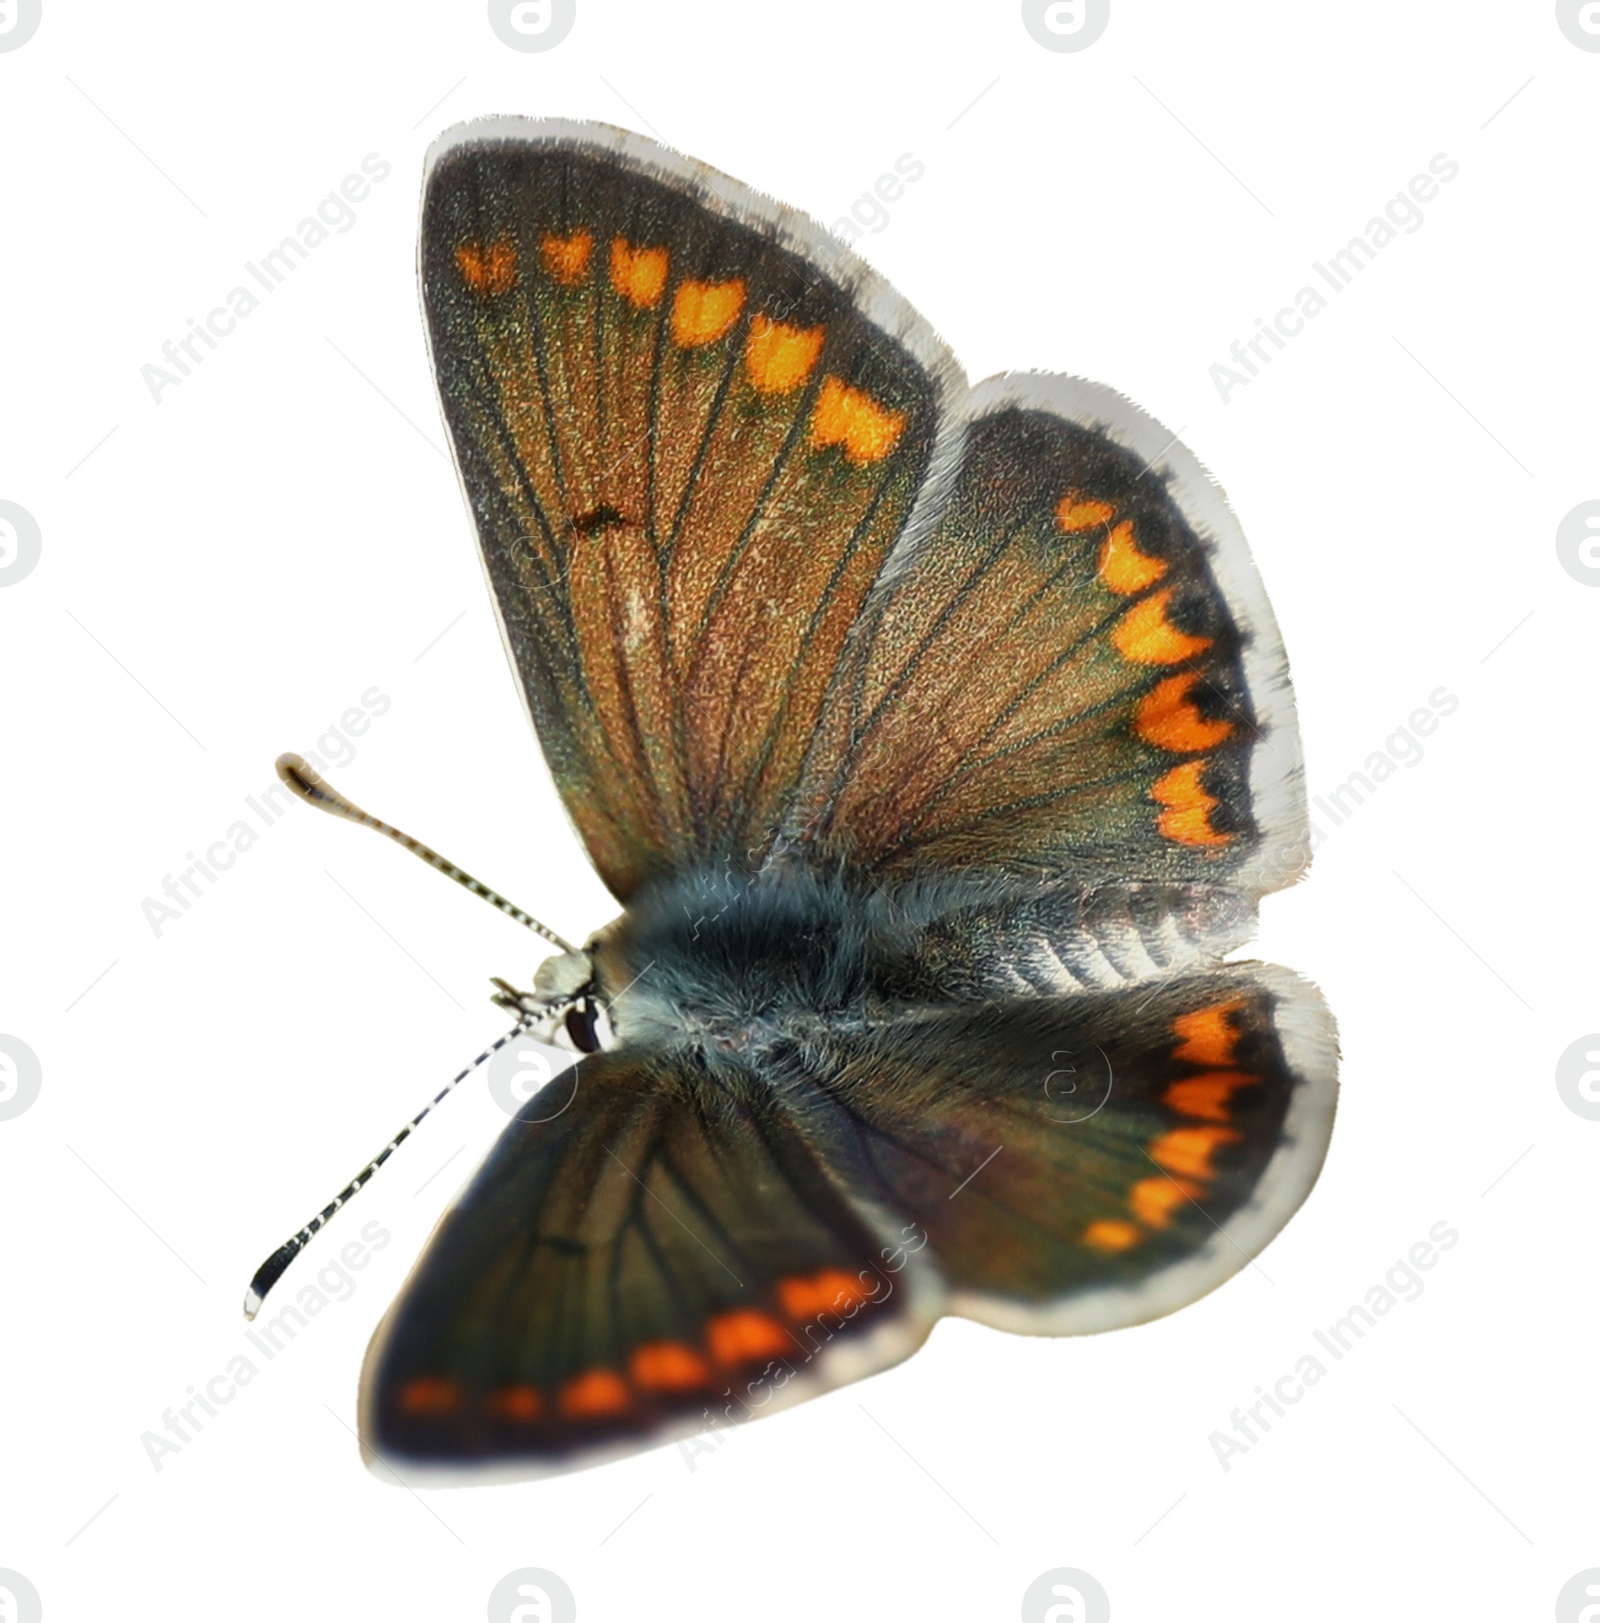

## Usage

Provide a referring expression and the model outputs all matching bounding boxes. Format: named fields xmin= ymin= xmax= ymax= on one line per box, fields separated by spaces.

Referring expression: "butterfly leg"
xmin=489 ymin=975 xmax=548 ymax=1014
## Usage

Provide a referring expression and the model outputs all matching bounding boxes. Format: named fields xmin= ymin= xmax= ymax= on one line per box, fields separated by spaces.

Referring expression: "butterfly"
xmin=342 ymin=117 xmax=1337 ymax=1481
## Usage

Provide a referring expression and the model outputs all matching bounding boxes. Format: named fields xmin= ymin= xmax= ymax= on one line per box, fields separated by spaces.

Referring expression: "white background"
xmin=2 ymin=2 xmax=1596 ymax=1619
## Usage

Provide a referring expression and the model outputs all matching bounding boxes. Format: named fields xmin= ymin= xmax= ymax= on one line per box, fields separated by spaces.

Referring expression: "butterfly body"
xmin=347 ymin=119 xmax=1338 ymax=1482
xmin=580 ymin=864 xmax=1261 ymax=1056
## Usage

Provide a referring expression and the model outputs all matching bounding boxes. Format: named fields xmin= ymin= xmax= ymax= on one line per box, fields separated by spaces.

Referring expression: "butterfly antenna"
xmin=275 ymin=752 xmax=574 ymax=953
xmin=243 ymin=1019 xmax=534 ymax=1319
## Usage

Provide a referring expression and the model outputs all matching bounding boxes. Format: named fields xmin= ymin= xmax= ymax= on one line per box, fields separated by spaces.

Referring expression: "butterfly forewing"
xmin=361 ymin=1045 xmax=938 ymax=1477
xmin=422 ymin=129 xmax=954 ymax=900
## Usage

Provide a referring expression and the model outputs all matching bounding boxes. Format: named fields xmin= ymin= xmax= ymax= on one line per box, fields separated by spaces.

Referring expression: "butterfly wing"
xmin=793 ymin=375 xmax=1309 ymax=899
xmin=800 ymin=963 xmax=1336 ymax=1331
xmin=426 ymin=121 xmax=1305 ymax=906
xmin=362 ymin=964 xmax=1333 ymax=1479
xmin=360 ymin=1044 xmax=940 ymax=1480
xmin=421 ymin=120 xmax=958 ymax=900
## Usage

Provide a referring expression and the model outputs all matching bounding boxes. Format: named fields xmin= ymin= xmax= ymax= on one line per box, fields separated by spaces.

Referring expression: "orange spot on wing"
xmin=630 ymin=1342 xmax=712 ymax=1392
xmin=707 ymin=1309 xmax=792 ymax=1366
xmin=778 ymin=1268 xmax=873 ymax=1321
xmin=810 ymin=375 xmax=906 ymax=463
xmin=609 ymin=238 xmax=669 ymax=307
xmin=486 ymin=1384 xmax=543 ymax=1422
xmin=1099 ymin=521 xmax=1167 ymax=594
xmin=1056 ymin=495 xmax=1116 ymax=532
xmin=745 ymin=315 xmax=824 ymax=392
xmin=1136 ymin=672 xmax=1234 ymax=753
xmin=1152 ymin=760 xmax=1231 ymax=847
xmin=1172 ymin=1000 xmax=1245 ymax=1066
xmin=455 ymin=239 xmax=518 ymax=296
xmin=1084 ymin=1219 xmax=1141 ymax=1252
xmin=540 ymin=229 xmax=592 ymax=285
xmin=1164 ymin=1071 xmax=1258 ymax=1123
xmin=1131 ymin=1176 xmax=1202 ymax=1228
xmin=1151 ymin=1125 xmax=1240 ymax=1180
xmin=671 ymin=277 xmax=745 ymax=346
xmin=1113 ymin=589 xmax=1212 ymax=665
xmin=398 ymin=1376 xmax=461 ymax=1416
xmin=558 ymin=1368 xmax=631 ymax=1419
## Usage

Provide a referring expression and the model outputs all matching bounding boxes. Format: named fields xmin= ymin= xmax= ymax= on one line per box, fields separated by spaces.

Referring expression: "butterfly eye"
xmin=564 ymin=999 xmax=606 ymax=1054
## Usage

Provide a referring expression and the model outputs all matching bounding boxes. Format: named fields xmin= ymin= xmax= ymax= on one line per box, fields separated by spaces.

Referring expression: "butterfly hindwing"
xmin=794 ymin=375 xmax=1308 ymax=897
xmin=361 ymin=1044 xmax=939 ymax=1478
xmin=799 ymin=963 xmax=1336 ymax=1333
xmin=422 ymin=121 xmax=956 ymax=901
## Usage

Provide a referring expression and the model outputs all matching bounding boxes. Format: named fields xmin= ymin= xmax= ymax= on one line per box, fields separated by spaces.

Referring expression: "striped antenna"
xmin=275 ymin=753 xmax=575 ymax=953
xmin=243 ymin=1020 xmax=535 ymax=1319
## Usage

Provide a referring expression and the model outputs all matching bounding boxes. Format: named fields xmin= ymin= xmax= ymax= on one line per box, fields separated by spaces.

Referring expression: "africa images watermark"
xmin=678 ymin=1221 xmax=931 ymax=1473
xmin=140 ymin=1220 xmax=391 ymax=1472
xmin=140 ymin=155 xmax=392 ymax=405
xmin=1209 ymin=1219 xmax=1459 ymax=1471
xmin=1307 ymin=684 xmax=1459 ymax=850
xmin=828 ymin=154 xmax=926 ymax=248
xmin=140 ymin=686 xmax=391 ymax=937
xmin=1210 ymin=154 xmax=1460 ymax=405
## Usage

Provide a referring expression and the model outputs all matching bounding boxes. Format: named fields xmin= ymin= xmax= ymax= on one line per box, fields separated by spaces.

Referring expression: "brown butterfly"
xmin=255 ymin=118 xmax=1337 ymax=1483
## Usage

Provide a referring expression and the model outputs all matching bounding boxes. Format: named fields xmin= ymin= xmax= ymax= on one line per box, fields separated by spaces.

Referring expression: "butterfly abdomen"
xmin=863 ymin=875 xmax=1257 ymax=1000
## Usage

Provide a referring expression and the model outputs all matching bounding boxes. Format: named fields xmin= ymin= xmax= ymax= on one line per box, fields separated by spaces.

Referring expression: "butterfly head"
xmin=490 ymin=944 xmax=614 ymax=1055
